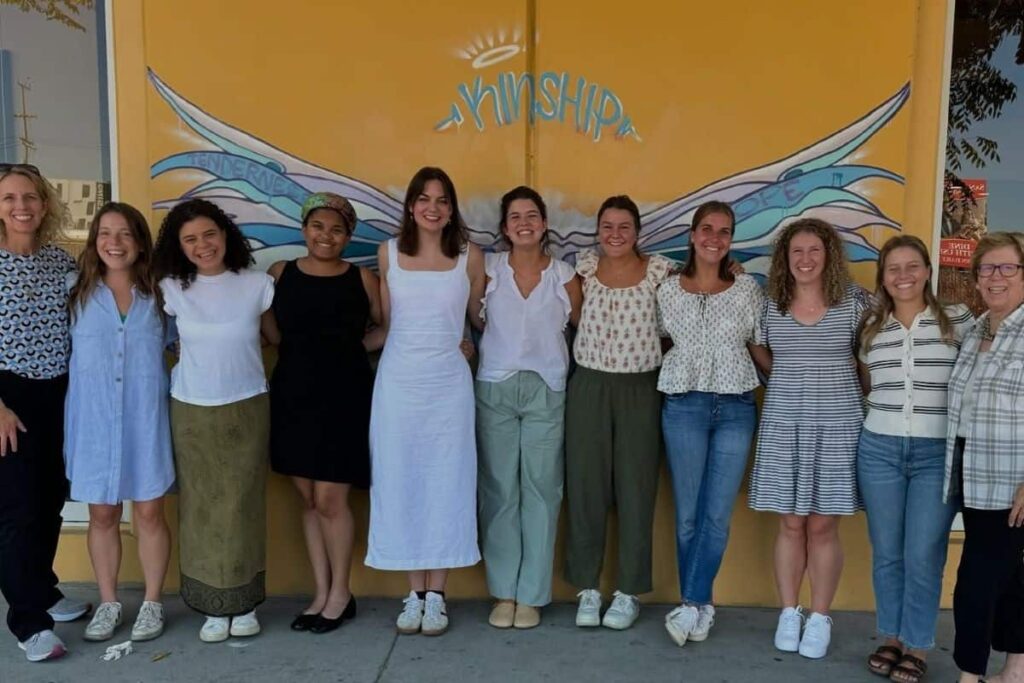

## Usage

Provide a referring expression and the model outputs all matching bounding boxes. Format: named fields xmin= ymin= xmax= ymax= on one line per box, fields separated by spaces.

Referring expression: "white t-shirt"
xmin=477 ymin=252 xmax=575 ymax=391
xmin=160 ymin=269 xmax=274 ymax=406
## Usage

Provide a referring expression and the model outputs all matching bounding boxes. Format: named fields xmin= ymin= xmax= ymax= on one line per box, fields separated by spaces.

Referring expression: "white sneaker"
xmin=18 ymin=629 xmax=67 ymax=662
xmin=774 ymin=606 xmax=803 ymax=652
xmin=575 ymin=589 xmax=602 ymax=627
xmin=421 ymin=592 xmax=448 ymax=636
xmin=83 ymin=601 xmax=123 ymax=641
xmin=48 ymin=596 xmax=92 ymax=622
xmin=199 ymin=616 xmax=229 ymax=643
xmin=131 ymin=601 xmax=165 ymax=641
xmin=396 ymin=591 xmax=424 ymax=634
xmin=798 ymin=612 xmax=833 ymax=659
xmin=601 ymin=590 xmax=639 ymax=630
xmin=689 ymin=604 xmax=715 ymax=642
xmin=229 ymin=610 xmax=260 ymax=637
xmin=664 ymin=604 xmax=699 ymax=646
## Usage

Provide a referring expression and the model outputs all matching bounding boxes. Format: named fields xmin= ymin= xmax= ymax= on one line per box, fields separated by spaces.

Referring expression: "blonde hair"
xmin=0 ymin=168 xmax=69 ymax=245
xmin=765 ymin=218 xmax=850 ymax=313
xmin=970 ymin=231 xmax=1024 ymax=282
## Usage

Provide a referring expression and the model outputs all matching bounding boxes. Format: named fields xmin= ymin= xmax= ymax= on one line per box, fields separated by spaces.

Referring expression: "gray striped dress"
xmin=748 ymin=284 xmax=870 ymax=515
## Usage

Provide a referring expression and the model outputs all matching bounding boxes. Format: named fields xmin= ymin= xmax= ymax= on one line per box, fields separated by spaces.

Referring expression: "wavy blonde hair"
xmin=766 ymin=218 xmax=850 ymax=313
xmin=0 ymin=167 xmax=69 ymax=246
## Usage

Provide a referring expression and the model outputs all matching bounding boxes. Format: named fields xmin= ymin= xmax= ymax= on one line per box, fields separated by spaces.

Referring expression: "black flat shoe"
xmin=290 ymin=613 xmax=320 ymax=631
xmin=310 ymin=597 xmax=357 ymax=634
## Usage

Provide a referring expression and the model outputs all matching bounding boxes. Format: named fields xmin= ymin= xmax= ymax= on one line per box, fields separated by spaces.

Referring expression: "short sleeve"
xmin=850 ymin=284 xmax=872 ymax=323
xmin=575 ymin=250 xmax=599 ymax=279
xmin=64 ymin=270 xmax=78 ymax=294
xmin=159 ymin=278 xmax=178 ymax=316
xmin=258 ymin=272 xmax=275 ymax=313
xmin=655 ymin=281 xmax=669 ymax=338
xmin=479 ymin=252 xmax=503 ymax=323
xmin=645 ymin=254 xmax=673 ymax=286
xmin=552 ymin=258 xmax=576 ymax=285
xmin=163 ymin=315 xmax=179 ymax=348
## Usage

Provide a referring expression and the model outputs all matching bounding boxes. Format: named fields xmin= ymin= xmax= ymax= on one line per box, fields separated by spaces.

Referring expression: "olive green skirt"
xmin=171 ymin=393 xmax=269 ymax=616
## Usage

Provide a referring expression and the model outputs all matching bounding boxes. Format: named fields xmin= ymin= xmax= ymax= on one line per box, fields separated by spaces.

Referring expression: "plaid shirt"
xmin=944 ymin=304 xmax=1024 ymax=509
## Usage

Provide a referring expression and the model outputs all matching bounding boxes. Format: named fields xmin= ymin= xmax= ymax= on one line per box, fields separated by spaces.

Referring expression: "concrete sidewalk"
xmin=2 ymin=587 xmax=962 ymax=682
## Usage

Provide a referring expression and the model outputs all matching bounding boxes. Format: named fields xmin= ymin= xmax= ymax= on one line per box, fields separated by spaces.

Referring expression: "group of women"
xmin=0 ymin=162 xmax=1021 ymax=683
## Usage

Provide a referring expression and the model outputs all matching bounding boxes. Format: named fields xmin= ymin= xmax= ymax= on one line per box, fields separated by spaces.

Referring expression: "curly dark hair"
xmin=153 ymin=198 xmax=254 ymax=289
xmin=397 ymin=167 xmax=468 ymax=259
xmin=765 ymin=218 xmax=850 ymax=313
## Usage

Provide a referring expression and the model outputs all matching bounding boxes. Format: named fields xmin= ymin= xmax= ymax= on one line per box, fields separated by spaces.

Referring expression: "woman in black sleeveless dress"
xmin=263 ymin=192 xmax=382 ymax=634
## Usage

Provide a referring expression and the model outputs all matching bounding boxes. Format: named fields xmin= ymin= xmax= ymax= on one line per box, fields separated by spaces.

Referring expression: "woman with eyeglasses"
xmin=0 ymin=164 xmax=91 ymax=662
xmin=945 ymin=232 xmax=1024 ymax=683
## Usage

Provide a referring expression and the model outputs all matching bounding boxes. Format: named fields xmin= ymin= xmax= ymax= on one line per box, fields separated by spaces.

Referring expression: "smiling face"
xmin=502 ymin=198 xmax=546 ymax=249
xmin=881 ymin=245 xmax=929 ymax=308
xmin=597 ymin=208 xmax=638 ymax=258
xmin=690 ymin=211 xmax=733 ymax=267
xmin=178 ymin=216 xmax=227 ymax=276
xmin=303 ymin=208 xmax=351 ymax=261
xmin=0 ymin=172 xmax=47 ymax=241
xmin=976 ymin=244 xmax=1024 ymax=316
xmin=95 ymin=211 xmax=140 ymax=273
xmin=787 ymin=230 xmax=826 ymax=287
xmin=410 ymin=179 xmax=452 ymax=234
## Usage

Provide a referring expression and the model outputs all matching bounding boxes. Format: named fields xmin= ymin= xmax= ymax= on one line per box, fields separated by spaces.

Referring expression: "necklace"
xmin=981 ymin=303 xmax=1024 ymax=342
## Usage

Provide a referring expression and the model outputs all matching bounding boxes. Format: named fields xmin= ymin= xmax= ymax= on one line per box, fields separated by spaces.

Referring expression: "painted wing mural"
xmin=149 ymin=69 xmax=907 ymax=274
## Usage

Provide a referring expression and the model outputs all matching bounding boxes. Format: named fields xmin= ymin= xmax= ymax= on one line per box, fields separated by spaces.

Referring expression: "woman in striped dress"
xmin=748 ymin=218 xmax=869 ymax=660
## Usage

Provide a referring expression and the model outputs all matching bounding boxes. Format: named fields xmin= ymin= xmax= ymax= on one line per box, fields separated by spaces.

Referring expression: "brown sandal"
xmin=867 ymin=645 xmax=904 ymax=676
xmin=888 ymin=653 xmax=927 ymax=683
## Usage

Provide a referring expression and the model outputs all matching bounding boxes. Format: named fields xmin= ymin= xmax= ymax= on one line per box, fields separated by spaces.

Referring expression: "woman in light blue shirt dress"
xmin=64 ymin=203 xmax=174 ymax=643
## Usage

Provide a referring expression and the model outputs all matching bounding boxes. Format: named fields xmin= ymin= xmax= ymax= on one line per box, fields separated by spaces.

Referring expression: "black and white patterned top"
xmin=656 ymin=273 xmax=763 ymax=394
xmin=0 ymin=244 xmax=76 ymax=379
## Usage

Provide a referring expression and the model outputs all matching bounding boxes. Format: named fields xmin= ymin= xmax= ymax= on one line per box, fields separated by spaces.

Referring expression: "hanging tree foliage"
xmin=0 ymin=0 xmax=94 ymax=32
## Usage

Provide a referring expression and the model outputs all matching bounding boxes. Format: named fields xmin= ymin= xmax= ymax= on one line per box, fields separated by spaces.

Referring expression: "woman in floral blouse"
xmin=564 ymin=195 xmax=672 ymax=632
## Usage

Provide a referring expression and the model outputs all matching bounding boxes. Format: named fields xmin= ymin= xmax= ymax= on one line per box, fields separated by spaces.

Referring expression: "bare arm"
xmin=360 ymin=265 xmax=386 ymax=352
xmin=377 ymin=242 xmax=391 ymax=333
xmin=566 ymin=274 xmax=583 ymax=328
xmin=748 ymin=343 xmax=772 ymax=376
xmin=260 ymin=260 xmax=286 ymax=346
xmin=857 ymin=360 xmax=871 ymax=396
xmin=466 ymin=243 xmax=486 ymax=332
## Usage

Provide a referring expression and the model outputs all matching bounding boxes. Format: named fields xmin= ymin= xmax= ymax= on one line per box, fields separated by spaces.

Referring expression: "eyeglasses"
xmin=0 ymin=163 xmax=41 ymax=176
xmin=977 ymin=263 xmax=1024 ymax=278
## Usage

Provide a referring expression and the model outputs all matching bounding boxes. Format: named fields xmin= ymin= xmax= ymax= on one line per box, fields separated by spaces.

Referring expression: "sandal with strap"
xmin=888 ymin=653 xmax=927 ymax=683
xmin=868 ymin=645 xmax=904 ymax=676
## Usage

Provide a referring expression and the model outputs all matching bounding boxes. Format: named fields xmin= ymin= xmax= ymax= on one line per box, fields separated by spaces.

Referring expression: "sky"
xmin=0 ymin=3 xmax=108 ymax=181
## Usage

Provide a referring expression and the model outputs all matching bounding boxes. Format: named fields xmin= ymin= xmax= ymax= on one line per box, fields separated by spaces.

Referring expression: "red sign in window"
xmin=939 ymin=238 xmax=976 ymax=268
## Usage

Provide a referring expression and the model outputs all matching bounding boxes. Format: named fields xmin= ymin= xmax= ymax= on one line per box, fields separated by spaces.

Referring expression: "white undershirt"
xmin=160 ymin=269 xmax=274 ymax=406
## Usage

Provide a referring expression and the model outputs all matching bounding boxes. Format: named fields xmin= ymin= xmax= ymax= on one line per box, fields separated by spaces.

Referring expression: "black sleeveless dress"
xmin=269 ymin=260 xmax=371 ymax=486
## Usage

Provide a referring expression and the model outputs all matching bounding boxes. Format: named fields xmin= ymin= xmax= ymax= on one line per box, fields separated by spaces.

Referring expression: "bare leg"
xmin=132 ymin=498 xmax=170 ymax=603
xmin=314 ymin=482 xmax=354 ymax=619
xmin=293 ymin=477 xmax=328 ymax=614
xmin=408 ymin=571 xmax=427 ymax=592
xmin=426 ymin=569 xmax=449 ymax=593
xmin=88 ymin=503 xmax=123 ymax=604
xmin=806 ymin=514 xmax=843 ymax=614
xmin=988 ymin=653 xmax=1024 ymax=683
xmin=774 ymin=514 xmax=808 ymax=607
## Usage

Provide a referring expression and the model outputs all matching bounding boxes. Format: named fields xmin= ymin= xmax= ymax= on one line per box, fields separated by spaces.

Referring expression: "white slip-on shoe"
xmin=229 ymin=610 xmax=261 ymax=637
xmin=199 ymin=616 xmax=229 ymax=643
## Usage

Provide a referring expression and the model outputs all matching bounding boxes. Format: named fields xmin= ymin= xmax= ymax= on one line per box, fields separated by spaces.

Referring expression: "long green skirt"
xmin=171 ymin=393 xmax=268 ymax=616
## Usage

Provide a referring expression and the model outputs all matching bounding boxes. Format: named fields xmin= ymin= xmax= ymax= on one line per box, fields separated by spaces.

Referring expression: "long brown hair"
xmin=681 ymin=200 xmax=735 ymax=282
xmin=70 ymin=202 xmax=160 ymax=320
xmin=397 ymin=167 xmax=468 ymax=259
xmin=860 ymin=235 xmax=953 ymax=349
xmin=766 ymin=218 xmax=850 ymax=313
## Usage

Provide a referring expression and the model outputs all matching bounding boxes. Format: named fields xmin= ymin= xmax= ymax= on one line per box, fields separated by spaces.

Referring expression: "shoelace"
xmin=609 ymin=593 xmax=634 ymax=612
xmin=401 ymin=596 xmax=423 ymax=617
xmin=134 ymin=603 xmax=161 ymax=630
xmin=93 ymin=603 xmax=120 ymax=625
xmin=577 ymin=590 xmax=601 ymax=609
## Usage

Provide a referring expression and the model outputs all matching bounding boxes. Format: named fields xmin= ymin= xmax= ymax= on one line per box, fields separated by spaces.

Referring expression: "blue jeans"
xmin=857 ymin=429 xmax=957 ymax=650
xmin=662 ymin=391 xmax=756 ymax=604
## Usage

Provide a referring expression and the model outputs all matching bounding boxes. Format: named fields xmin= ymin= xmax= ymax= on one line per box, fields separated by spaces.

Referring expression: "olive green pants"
xmin=563 ymin=366 xmax=662 ymax=595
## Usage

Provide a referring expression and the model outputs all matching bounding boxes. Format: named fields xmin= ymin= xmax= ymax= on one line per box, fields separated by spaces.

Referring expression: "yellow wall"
xmin=56 ymin=0 xmax=960 ymax=609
